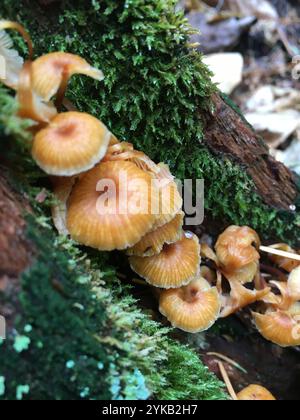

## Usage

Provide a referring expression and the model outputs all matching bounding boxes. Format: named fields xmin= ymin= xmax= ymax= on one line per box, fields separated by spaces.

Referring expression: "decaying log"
xmin=204 ymin=94 xmax=298 ymax=211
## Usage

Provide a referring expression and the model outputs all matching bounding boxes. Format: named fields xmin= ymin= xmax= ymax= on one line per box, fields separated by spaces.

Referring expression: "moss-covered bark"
xmin=0 ymin=87 xmax=227 ymax=400
xmin=1 ymin=0 xmax=299 ymax=244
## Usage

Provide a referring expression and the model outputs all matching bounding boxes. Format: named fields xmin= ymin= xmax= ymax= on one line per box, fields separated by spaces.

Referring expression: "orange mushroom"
xmin=32 ymin=112 xmax=111 ymax=176
xmin=217 ymin=361 xmax=276 ymax=401
xmin=17 ymin=61 xmax=57 ymax=124
xmin=67 ymin=160 xmax=159 ymax=251
xmin=215 ymin=226 xmax=260 ymax=273
xmin=129 ymin=232 xmax=201 ymax=288
xmin=237 ymin=385 xmax=276 ymax=401
xmin=31 ymin=52 xmax=104 ymax=105
xmin=159 ymin=277 xmax=221 ymax=333
xmin=127 ymin=211 xmax=184 ymax=257
xmin=253 ymin=310 xmax=300 ymax=348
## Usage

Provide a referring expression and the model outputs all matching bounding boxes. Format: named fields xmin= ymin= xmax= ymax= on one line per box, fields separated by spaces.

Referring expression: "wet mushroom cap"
xmin=159 ymin=277 xmax=221 ymax=333
xmin=216 ymin=226 xmax=260 ymax=272
xmin=129 ymin=232 xmax=201 ymax=288
xmin=237 ymin=385 xmax=276 ymax=401
xmin=32 ymin=52 xmax=104 ymax=101
xmin=223 ymin=261 xmax=259 ymax=285
xmin=67 ymin=160 xmax=159 ymax=251
xmin=127 ymin=211 xmax=184 ymax=257
xmin=253 ymin=311 xmax=300 ymax=348
xmin=32 ymin=112 xmax=111 ymax=176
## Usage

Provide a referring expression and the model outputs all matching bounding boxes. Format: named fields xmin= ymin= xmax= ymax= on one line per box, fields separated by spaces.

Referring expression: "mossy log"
xmin=1 ymin=0 xmax=299 ymax=244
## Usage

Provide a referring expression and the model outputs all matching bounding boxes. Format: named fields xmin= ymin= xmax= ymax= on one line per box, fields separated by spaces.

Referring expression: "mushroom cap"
xmin=67 ymin=160 xmax=159 ymax=251
xmin=159 ymin=277 xmax=221 ymax=333
xmin=152 ymin=163 xmax=183 ymax=229
xmin=129 ymin=232 xmax=201 ymax=288
xmin=127 ymin=211 xmax=184 ymax=257
xmin=51 ymin=176 xmax=77 ymax=236
xmin=216 ymin=226 xmax=260 ymax=272
xmin=269 ymin=244 xmax=300 ymax=273
xmin=237 ymin=385 xmax=276 ymax=401
xmin=223 ymin=261 xmax=259 ymax=285
xmin=253 ymin=311 xmax=300 ymax=347
xmin=17 ymin=61 xmax=57 ymax=124
xmin=32 ymin=112 xmax=111 ymax=176
xmin=288 ymin=266 xmax=300 ymax=301
xmin=32 ymin=52 xmax=104 ymax=101
xmin=0 ymin=29 xmax=24 ymax=89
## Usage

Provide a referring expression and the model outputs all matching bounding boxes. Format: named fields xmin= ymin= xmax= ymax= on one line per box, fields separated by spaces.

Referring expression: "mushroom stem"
xmin=0 ymin=20 xmax=33 ymax=60
xmin=55 ymin=71 xmax=69 ymax=110
xmin=260 ymin=264 xmax=287 ymax=283
xmin=217 ymin=361 xmax=238 ymax=401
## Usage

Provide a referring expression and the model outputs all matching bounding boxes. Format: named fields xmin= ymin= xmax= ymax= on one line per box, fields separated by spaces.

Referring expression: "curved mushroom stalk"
xmin=67 ymin=160 xmax=160 ymax=251
xmin=201 ymin=243 xmax=219 ymax=265
xmin=32 ymin=111 xmax=111 ymax=176
xmin=127 ymin=211 xmax=184 ymax=257
xmin=253 ymin=310 xmax=300 ymax=348
xmin=237 ymin=385 xmax=276 ymax=401
xmin=268 ymin=243 xmax=300 ymax=273
xmin=215 ymin=226 xmax=261 ymax=272
xmin=220 ymin=279 xmax=270 ymax=318
xmin=129 ymin=232 xmax=201 ymax=289
xmin=51 ymin=176 xmax=78 ymax=236
xmin=159 ymin=277 xmax=221 ymax=333
xmin=31 ymin=52 xmax=104 ymax=106
xmin=17 ymin=61 xmax=57 ymax=124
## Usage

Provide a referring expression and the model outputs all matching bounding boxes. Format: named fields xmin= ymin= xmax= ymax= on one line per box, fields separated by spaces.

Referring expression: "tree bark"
xmin=203 ymin=94 xmax=298 ymax=211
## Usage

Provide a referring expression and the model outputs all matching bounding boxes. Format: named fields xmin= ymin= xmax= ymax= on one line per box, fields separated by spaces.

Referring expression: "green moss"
xmin=1 ymin=0 xmax=299 ymax=244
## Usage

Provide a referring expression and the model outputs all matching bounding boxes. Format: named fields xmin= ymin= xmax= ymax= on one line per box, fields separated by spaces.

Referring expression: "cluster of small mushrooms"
xmin=2 ymin=22 xmax=300 ymax=350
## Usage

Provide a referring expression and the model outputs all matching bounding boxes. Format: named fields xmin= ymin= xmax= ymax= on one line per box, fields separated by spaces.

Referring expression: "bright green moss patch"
xmin=1 ymin=0 xmax=299 ymax=244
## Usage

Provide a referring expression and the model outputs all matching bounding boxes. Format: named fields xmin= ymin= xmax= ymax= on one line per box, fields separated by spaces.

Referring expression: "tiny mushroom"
xmin=159 ymin=277 xmax=221 ymax=333
xmin=31 ymin=52 xmax=104 ymax=104
xmin=67 ymin=160 xmax=159 ymax=251
xmin=215 ymin=226 xmax=261 ymax=273
xmin=237 ymin=385 xmax=276 ymax=401
xmin=129 ymin=231 xmax=201 ymax=288
xmin=32 ymin=112 xmax=111 ymax=176
xmin=127 ymin=211 xmax=184 ymax=257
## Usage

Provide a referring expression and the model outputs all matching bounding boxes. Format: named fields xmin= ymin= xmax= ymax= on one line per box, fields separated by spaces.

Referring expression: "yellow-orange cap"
xmin=159 ymin=277 xmax=221 ymax=333
xmin=32 ymin=112 xmax=110 ymax=176
xmin=129 ymin=232 xmax=201 ymax=288
xmin=253 ymin=310 xmax=300 ymax=347
xmin=67 ymin=160 xmax=159 ymax=251
xmin=237 ymin=385 xmax=276 ymax=401
xmin=216 ymin=226 xmax=260 ymax=272
xmin=223 ymin=261 xmax=259 ymax=285
xmin=127 ymin=211 xmax=184 ymax=257
xmin=32 ymin=52 xmax=104 ymax=101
